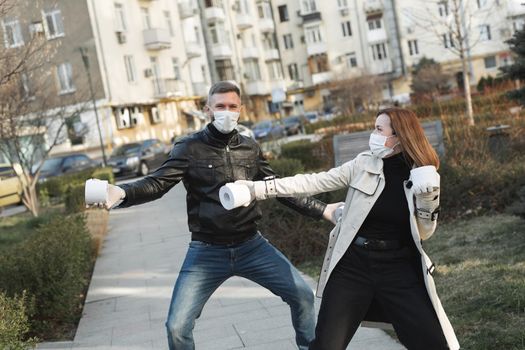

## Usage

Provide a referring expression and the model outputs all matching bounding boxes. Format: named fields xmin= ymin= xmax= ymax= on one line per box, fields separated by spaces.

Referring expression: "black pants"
xmin=310 ymin=244 xmax=448 ymax=350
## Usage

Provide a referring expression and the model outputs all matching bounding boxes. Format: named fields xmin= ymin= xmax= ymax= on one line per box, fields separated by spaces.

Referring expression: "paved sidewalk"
xmin=39 ymin=185 xmax=404 ymax=350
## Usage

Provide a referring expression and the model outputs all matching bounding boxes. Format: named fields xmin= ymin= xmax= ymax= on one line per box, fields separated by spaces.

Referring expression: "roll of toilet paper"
xmin=219 ymin=183 xmax=252 ymax=210
xmin=85 ymin=179 xmax=109 ymax=205
xmin=410 ymin=165 xmax=440 ymax=190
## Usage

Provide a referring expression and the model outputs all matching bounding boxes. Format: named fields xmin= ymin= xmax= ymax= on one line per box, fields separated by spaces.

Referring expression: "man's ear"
xmin=204 ymin=105 xmax=213 ymax=120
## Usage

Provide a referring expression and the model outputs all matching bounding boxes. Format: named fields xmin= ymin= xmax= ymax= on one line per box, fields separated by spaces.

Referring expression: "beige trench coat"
xmin=269 ymin=151 xmax=460 ymax=350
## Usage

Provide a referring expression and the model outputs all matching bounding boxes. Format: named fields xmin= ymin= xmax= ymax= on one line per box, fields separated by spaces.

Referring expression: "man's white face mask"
xmin=212 ymin=110 xmax=240 ymax=134
xmin=369 ymin=133 xmax=398 ymax=158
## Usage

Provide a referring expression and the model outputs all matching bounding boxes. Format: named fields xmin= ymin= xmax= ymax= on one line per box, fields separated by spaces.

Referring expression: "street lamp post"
xmin=79 ymin=46 xmax=107 ymax=166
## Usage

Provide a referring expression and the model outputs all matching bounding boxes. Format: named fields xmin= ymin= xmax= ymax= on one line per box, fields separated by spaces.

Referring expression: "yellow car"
xmin=0 ymin=163 xmax=24 ymax=208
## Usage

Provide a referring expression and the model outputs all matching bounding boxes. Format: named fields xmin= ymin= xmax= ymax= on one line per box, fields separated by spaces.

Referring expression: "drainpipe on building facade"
xmin=197 ymin=0 xmax=219 ymax=84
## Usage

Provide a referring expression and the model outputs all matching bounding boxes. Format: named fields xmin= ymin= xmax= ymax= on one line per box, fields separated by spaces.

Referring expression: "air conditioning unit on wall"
xmin=116 ymin=31 xmax=127 ymax=44
xmin=144 ymin=68 xmax=153 ymax=78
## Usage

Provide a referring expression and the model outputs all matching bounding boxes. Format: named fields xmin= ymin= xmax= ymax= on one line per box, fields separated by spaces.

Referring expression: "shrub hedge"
xmin=0 ymin=291 xmax=37 ymax=349
xmin=0 ymin=215 xmax=94 ymax=337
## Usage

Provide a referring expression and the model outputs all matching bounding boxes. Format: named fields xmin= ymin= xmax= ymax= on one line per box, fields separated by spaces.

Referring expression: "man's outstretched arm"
xmin=117 ymin=140 xmax=189 ymax=208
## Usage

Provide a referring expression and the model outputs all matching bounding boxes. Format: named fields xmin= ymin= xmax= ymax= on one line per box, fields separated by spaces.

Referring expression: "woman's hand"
xmin=322 ymin=202 xmax=345 ymax=224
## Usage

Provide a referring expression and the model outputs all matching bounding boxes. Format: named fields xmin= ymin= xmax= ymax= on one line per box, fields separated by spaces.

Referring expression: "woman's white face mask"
xmin=369 ymin=133 xmax=398 ymax=158
xmin=212 ymin=110 xmax=239 ymax=134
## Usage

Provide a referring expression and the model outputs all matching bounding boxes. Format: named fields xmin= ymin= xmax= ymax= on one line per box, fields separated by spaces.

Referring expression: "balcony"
xmin=211 ymin=44 xmax=233 ymax=58
xmin=299 ymin=11 xmax=322 ymax=24
xmin=186 ymin=41 xmax=201 ymax=58
xmin=143 ymin=28 xmax=171 ymax=50
xmin=178 ymin=1 xmax=196 ymax=19
xmin=242 ymin=46 xmax=259 ymax=59
xmin=312 ymin=71 xmax=333 ymax=85
xmin=245 ymin=80 xmax=269 ymax=95
xmin=369 ymin=59 xmax=393 ymax=75
xmin=237 ymin=14 xmax=253 ymax=30
xmin=364 ymin=0 xmax=383 ymax=14
xmin=153 ymin=79 xmax=187 ymax=99
xmin=306 ymin=42 xmax=327 ymax=56
xmin=205 ymin=6 xmax=225 ymax=22
xmin=192 ymin=82 xmax=209 ymax=96
xmin=508 ymin=0 xmax=525 ymax=16
xmin=264 ymin=48 xmax=280 ymax=61
xmin=367 ymin=28 xmax=387 ymax=43
xmin=258 ymin=18 xmax=275 ymax=33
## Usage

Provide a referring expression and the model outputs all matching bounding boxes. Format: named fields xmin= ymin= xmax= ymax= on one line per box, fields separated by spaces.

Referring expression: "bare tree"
xmin=0 ymin=0 xmax=91 ymax=216
xmin=329 ymin=70 xmax=385 ymax=117
xmin=410 ymin=57 xmax=451 ymax=105
xmin=403 ymin=0 xmax=504 ymax=125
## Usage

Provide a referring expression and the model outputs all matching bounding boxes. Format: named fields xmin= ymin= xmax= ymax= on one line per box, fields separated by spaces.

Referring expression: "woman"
xmin=236 ymin=108 xmax=459 ymax=350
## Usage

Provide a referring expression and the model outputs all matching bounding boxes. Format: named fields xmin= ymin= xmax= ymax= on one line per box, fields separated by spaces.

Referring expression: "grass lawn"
xmin=298 ymin=214 xmax=525 ymax=350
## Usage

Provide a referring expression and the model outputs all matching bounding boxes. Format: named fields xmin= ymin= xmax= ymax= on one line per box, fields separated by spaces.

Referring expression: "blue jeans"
xmin=165 ymin=233 xmax=315 ymax=350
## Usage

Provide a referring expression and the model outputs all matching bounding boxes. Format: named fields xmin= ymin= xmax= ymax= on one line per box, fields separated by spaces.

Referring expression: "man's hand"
xmin=87 ymin=184 xmax=126 ymax=210
xmin=322 ymin=202 xmax=345 ymax=224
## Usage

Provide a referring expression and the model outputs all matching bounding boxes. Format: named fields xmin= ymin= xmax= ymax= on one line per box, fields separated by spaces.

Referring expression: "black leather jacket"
xmin=119 ymin=124 xmax=326 ymax=244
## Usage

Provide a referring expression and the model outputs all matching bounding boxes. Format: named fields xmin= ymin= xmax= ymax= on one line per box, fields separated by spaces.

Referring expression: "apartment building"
xmin=271 ymin=0 xmax=524 ymax=113
xmin=1 ymin=0 xmax=209 ymax=161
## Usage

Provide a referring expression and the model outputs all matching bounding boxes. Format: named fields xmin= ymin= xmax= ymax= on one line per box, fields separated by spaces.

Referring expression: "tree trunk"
xmin=461 ymin=56 xmax=475 ymax=126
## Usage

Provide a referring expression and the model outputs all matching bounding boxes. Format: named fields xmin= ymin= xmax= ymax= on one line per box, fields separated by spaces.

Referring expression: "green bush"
xmin=38 ymin=169 xmax=93 ymax=199
xmin=0 ymin=291 xmax=37 ymax=350
xmin=64 ymin=183 xmax=86 ymax=214
xmin=0 ymin=215 xmax=93 ymax=337
xmin=269 ymin=158 xmax=304 ymax=177
xmin=281 ymin=140 xmax=326 ymax=171
xmin=92 ymin=167 xmax=115 ymax=184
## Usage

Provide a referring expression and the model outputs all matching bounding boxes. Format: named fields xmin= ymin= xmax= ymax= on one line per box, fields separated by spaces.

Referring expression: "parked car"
xmin=304 ymin=111 xmax=320 ymax=124
xmin=237 ymin=124 xmax=255 ymax=139
xmin=0 ymin=163 xmax=24 ymax=208
xmin=38 ymin=154 xmax=99 ymax=182
xmin=252 ymin=120 xmax=286 ymax=141
xmin=282 ymin=115 xmax=305 ymax=135
xmin=108 ymin=139 xmax=168 ymax=177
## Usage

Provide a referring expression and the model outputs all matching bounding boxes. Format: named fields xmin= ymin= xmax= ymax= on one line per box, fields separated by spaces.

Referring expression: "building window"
xmin=438 ymin=1 xmax=449 ymax=17
xmin=114 ymin=3 xmax=127 ymax=32
xmin=443 ymin=33 xmax=454 ymax=48
xmin=368 ymin=18 xmax=382 ymax=31
xmin=266 ymin=60 xmax=283 ymax=79
xmin=278 ymin=5 xmax=289 ymax=22
xmin=216 ymin=59 xmax=234 ymax=81
xmin=301 ymin=0 xmax=317 ymax=14
xmin=308 ymin=54 xmax=329 ymax=74
xmin=124 ymin=55 xmax=136 ymax=82
xmin=205 ymin=0 xmax=223 ymax=8
xmin=239 ymin=0 xmax=250 ymax=14
xmin=43 ymin=9 xmax=65 ymax=39
xmin=140 ymin=7 xmax=151 ymax=30
xmin=201 ymin=65 xmax=208 ymax=82
xmin=408 ymin=39 xmax=419 ymax=56
xmin=342 ymin=21 xmax=352 ymax=37
xmin=243 ymin=58 xmax=261 ymax=80
xmin=305 ymin=25 xmax=322 ymax=44
xmin=2 ymin=18 xmax=24 ymax=48
xmin=194 ymin=26 xmax=201 ymax=43
xmin=477 ymin=0 xmax=488 ymax=9
xmin=56 ymin=62 xmax=75 ymax=94
xmin=338 ymin=0 xmax=348 ymax=8
xmin=209 ymin=22 xmax=226 ymax=44
xmin=172 ymin=58 xmax=181 ymax=79
xmin=261 ymin=33 xmax=278 ymax=50
xmin=479 ymin=24 xmax=491 ymax=41
xmin=484 ymin=56 xmax=496 ymax=69
xmin=257 ymin=2 xmax=272 ymax=19
xmin=288 ymin=63 xmax=300 ymax=81
xmin=371 ymin=43 xmax=387 ymax=60
xmin=283 ymin=34 xmax=294 ymax=49
xmin=345 ymin=52 xmax=357 ymax=68
xmin=164 ymin=11 xmax=174 ymax=37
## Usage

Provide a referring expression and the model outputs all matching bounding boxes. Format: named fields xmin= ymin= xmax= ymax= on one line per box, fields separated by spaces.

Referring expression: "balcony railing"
xmin=211 ymin=44 xmax=233 ymax=58
xmin=192 ymin=82 xmax=209 ymax=97
xmin=306 ymin=42 xmax=327 ymax=56
xmin=299 ymin=11 xmax=322 ymax=23
xmin=178 ymin=1 xmax=196 ymax=19
xmin=153 ymin=78 xmax=187 ymax=98
xmin=186 ymin=41 xmax=201 ymax=58
xmin=312 ymin=71 xmax=333 ymax=85
xmin=264 ymin=48 xmax=280 ymax=61
xmin=245 ymin=80 xmax=269 ymax=95
xmin=205 ymin=6 xmax=225 ymax=21
xmin=258 ymin=18 xmax=275 ymax=33
xmin=143 ymin=28 xmax=171 ymax=50
xmin=367 ymin=28 xmax=387 ymax=43
xmin=242 ymin=47 xmax=259 ymax=59
xmin=237 ymin=14 xmax=252 ymax=30
xmin=364 ymin=0 xmax=383 ymax=14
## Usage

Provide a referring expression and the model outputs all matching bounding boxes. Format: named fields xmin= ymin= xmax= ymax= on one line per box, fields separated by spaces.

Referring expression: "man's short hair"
xmin=207 ymin=81 xmax=241 ymax=104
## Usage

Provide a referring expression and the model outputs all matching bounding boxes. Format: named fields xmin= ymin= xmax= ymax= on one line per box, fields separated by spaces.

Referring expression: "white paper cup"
xmin=85 ymin=179 xmax=109 ymax=205
xmin=219 ymin=183 xmax=252 ymax=210
xmin=410 ymin=165 xmax=440 ymax=189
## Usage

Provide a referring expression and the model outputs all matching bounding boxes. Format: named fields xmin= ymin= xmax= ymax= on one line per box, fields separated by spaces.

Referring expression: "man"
xmin=100 ymin=81 xmax=338 ymax=350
